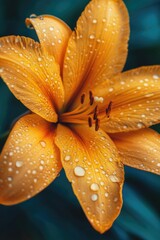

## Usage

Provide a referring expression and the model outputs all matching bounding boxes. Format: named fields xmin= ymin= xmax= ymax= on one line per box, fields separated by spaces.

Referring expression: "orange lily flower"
xmin=0 ymin=0 xmax=160 ymax=233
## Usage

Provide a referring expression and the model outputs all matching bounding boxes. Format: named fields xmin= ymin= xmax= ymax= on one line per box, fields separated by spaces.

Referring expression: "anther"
xmin=90 ymin=97 xmax=94 ymax=105
xmin=89 ymin=91 xmax=93 ymax=99
xmin=93 ymin=105 xmax=98 ymax=120
xmin=95 ymin=118 xmax=100 ymax=131
xmin=89 ymin=91 xmax=94 ymax=105
xmin=93 ymin=112 xmax=97 ymax=120
xmin=106 ymin=101 xmax=112 ymax=117
xmin=80 ymin=94 xmax=85 ymax=104
xmin=88 ymin=117 xmax=92 ymax=127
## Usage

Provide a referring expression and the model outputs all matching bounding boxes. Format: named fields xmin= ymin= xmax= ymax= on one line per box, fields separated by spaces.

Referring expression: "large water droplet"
xmin=74 ymin=166 xmax=85 ymax=177
xmin=30 ymin=14 xmax=37 ymax=19
xmin=90 ymin=183 xmax=99 ymax=191
xmin=91 ymin=194 xmax=98 ymax=201
xmin=16 ymin=161 xmax=23 ymax=168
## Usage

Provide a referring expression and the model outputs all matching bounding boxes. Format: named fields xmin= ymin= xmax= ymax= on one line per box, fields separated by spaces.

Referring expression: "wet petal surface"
xmin=0 ymin=36 xmax=64 ymax=122
xmin=110 ymin=128 xmax=160 ymax=175
xmin=0 ymin=114 xmax=61 ymax=205
xmin=55 ymin=124 xmax=124 ymax=233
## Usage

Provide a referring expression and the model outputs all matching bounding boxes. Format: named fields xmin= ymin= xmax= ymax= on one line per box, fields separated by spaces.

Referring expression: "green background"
xmin=0 ymin=0 xmax=160 ymax=239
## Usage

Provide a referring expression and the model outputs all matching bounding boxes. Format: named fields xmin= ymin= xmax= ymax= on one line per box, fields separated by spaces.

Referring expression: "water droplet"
xmin=157 ymin=163 xmax=160 ymax=167
xmin=16 ymin=161 xmax=23 ymax=168
xmin=109 ymin=175 xmax=119 ymax=183
xmin=40 ymin=160 xmax=44 ymax=165
xmin=137 ymin=122 xmax=144 ymax=128
xmin=7 ymin=176 xmax=13 ymax=182
xmin=40 ymin=141 xmax=46 ymax=148
xmin=90 ymin=183 xmax=99 ymax=191
xmin=9 ymin=152 xmax=13 ymax=156
xmin=30 ymin=14 xmax=37 ymax=19
xmin=8 ymin=167 xmax=13 ymax=172
xmin=34 ymin=178 xmax=38 ymax=183
xmin=153 ymin=74 xmax=159 ymax=79
xmin=108 ymin=87 xmax=114 ymax=92
xmin=114 ymin=197 xmax=118 ymax=202
xmin=32 ymin=170 xmax=37 ymax=175
xmin=74 ymin=166 xmax=85 ymax=177
xmin=89 ymin=34 xmax=95 ymax=39
xmin=92 ymin=19 xmax=97 ymax=24
xmin=39 ymin=165 xmax=44 ymax=171
xmin=64 ymin=155 xmax=71 ymax=161
xmin=105 ymin=192 xmax=109 ymax=197
xmin=39 ymin=15 xmax=44 ymax=20
xmin=91 ymin=194 xmax=98 ymax=201
xmin=49 ymin=27 xmax=54 ymax=31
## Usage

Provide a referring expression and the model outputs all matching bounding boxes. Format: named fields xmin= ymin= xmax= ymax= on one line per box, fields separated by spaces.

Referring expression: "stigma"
xmin=60 ymin=91 xmax=112 ymax=131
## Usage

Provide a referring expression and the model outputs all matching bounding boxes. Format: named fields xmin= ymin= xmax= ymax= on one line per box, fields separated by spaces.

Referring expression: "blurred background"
xmin=0 ymin=0 xmax=160 ymax=239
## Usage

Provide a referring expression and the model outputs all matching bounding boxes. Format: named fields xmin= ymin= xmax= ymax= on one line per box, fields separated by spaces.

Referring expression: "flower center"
xmin=59 ymin=91 xmax=112 ymax=131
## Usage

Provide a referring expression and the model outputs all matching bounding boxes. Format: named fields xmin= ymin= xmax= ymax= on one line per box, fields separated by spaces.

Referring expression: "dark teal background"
xmin=0 ymin=0 xmax=160 ymax=239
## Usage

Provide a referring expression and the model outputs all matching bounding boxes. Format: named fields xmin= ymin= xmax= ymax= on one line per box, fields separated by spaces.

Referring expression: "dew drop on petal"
xmin=137 ymin=122 xmax=144 ymax=128
xmin=114 ymin=197 xmax=118 ymax=202
xmin=7 ymin=177 xmax=13 ymax=182
xmin=90 ymin=183 xmax=99 ymax=191
xmin=109 ymin=175 xmax=119 ymax=183
xmin=74 ymin=166 xmax=85 ymax=177
xmin=92 ymin=19 xmax=97 ymax=24
xmin=91 ymin=194 xmax=98 ymax=201
xmin=89 ymin=34 xmax=95 ymax=39
xmin=153 ymin=74 xmax=159 ymax=79
xmin=16 ymin=161 xmax=23 ymax=168
xmin=40 ymin=141 xmax=46 ymax=148
xmin=105 ymin=192 xmax=109 ymax=198
xmin=49 ymin=27 xmax=54 ymax=31
xmin=30 ymin=14 xmax=37 ymax=19
xmin=64 ymin=155 xmax=71 ymax=161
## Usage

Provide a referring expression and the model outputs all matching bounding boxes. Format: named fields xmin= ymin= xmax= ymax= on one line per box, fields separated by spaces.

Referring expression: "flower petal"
xmin=110 ymin=128 xmax=160 ymax=175
xmin=63 ymin=0 xmax=129 ymax=107
xmin=0 ymin=36 xmax=64 ymax=122
xmin=55 ymin=124 xmax=124 ymax=233
xmin=100 ymin=66 xmax=160 ymax=132
xmin=25 ymin=15 xmax=72 ymax=65
xmin=0 ymin=114 xmax=61 ymax=205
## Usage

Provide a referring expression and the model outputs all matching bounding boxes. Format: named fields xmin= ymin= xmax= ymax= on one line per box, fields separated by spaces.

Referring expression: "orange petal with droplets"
xmin=63 ymin=0 xmax=129 ymax=108
xmin=0 ymin=114 xmax=61 ymax=205
xmin=25 ymin=15 xmax=72 ymax=66
xmin=0 ymin=36 xmax=64 ymax=122
xmin=55 ymin=124 xmax=124 ymax=233
xmin=100 ymin=66 xmax=160 ymax=133
xmin=110 ymin=128 xmax=160 ymax=175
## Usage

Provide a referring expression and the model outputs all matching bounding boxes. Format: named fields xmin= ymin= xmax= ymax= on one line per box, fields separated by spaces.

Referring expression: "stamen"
xmin=89 ymin=91 xmax=93 ymax=99
xmin=95 ymin=118 xmax=100 ymax=131
xmin=88 ymin=117 xmax=92 ymax=127
xmin=89 ymin=91 xmax=94 ymax=105
xmin=90 ymin=97 xmax=94 ymax=105
xmin=80 ymin=93 xmax=85 ymax=104
xmin=93 ymin=105 xmax=98 ymax=120
xmin=106 ymin=101 xmax=112 ymax=117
